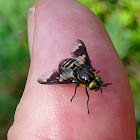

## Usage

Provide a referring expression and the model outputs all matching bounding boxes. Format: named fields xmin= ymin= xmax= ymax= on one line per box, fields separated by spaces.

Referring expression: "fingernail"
xmin=27 ymin=7 xmax=35 ymax=58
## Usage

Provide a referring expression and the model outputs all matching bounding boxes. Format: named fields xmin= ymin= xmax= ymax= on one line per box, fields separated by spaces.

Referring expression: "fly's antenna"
xmin=100 ymin=83 xmax=112 ymax=87
xmin=99 ymin=83 xmax=112 ymax=94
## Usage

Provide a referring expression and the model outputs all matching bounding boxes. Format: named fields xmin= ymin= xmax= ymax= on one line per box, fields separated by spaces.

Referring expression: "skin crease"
xmin=8 ymin=0 xmax=136 ymax=139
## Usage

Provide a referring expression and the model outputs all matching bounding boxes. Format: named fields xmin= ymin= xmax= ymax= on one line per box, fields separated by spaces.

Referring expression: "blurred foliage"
xmin=0 ymin=0 xmax=35 ymax=138
xmin=0 ymin=0 xmax=140 ymax=138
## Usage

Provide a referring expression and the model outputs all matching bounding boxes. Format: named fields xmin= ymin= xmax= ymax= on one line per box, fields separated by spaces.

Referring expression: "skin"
xmin=8 ymin=0 xmax=136 ymax=139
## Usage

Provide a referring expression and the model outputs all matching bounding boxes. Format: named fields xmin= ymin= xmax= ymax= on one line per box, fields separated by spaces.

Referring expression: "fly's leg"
xmin=96 ymin=71 xmax=100 ymax=74
xmin=93 ymin=69 xmax=100 ymax=74
xmin=70 ymin=84 xmax=79 ymax=102
xmin=85 ymin=87 xmax=90 ymax=114
xmin=99 ymin=87 xmax=103 ymax=94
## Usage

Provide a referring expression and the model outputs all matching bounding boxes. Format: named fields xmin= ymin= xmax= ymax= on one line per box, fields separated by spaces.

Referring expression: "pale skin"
xmin=8 ymin=0 xmax=136 ymax=139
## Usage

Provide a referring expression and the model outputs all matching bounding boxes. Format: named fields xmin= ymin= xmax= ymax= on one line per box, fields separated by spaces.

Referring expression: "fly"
xmin=37 ymin=39 xmax=112 ymax=114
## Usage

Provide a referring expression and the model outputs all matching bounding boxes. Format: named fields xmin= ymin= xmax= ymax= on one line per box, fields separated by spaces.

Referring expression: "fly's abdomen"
xmin=59 ymin=58 xmax=78 ymax=70
xmin=58 ymin=59 xmax=79 ymax=78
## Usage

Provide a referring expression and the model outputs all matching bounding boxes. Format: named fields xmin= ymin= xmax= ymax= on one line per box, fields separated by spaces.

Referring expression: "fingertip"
xmin=11 ymin=0 xmax=136 ymax=139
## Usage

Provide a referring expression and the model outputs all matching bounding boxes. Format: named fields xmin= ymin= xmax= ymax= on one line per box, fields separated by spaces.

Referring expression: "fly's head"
xmin=89 ymin=76 xmax=102 ymax=90
xmin=88 ymin=76 xmax=112 ymax=93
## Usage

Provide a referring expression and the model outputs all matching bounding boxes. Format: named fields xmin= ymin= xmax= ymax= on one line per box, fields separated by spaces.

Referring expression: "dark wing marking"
xmin=37 ymin=70 xmax=60 ymax=84
xmin=37 ymin=70 xmax=78 ymax=85
xmin=70 ymin=39 xmax=92 ymax=68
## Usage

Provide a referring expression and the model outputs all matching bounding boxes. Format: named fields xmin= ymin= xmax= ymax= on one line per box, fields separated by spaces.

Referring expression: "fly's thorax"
xmin=77 ymin=68 xmax=95 ymax=84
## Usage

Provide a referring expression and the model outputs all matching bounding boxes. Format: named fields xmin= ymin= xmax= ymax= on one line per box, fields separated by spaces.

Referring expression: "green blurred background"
xmin=0 ymin=0 xmax=140 ymax=138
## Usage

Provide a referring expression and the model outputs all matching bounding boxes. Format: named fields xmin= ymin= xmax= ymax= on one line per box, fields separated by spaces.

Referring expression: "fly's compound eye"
xmin=95 ymin=76 xmax=101 ymax=83
xmin=89 ymin=81 xmax=96 ymax=90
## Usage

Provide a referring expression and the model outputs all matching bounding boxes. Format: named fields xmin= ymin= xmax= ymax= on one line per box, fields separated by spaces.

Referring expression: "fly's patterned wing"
xmin=70 ymin=39 xmax=92 ymax=68
xmin=37 ymin=70 xmax=78 ymax=85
